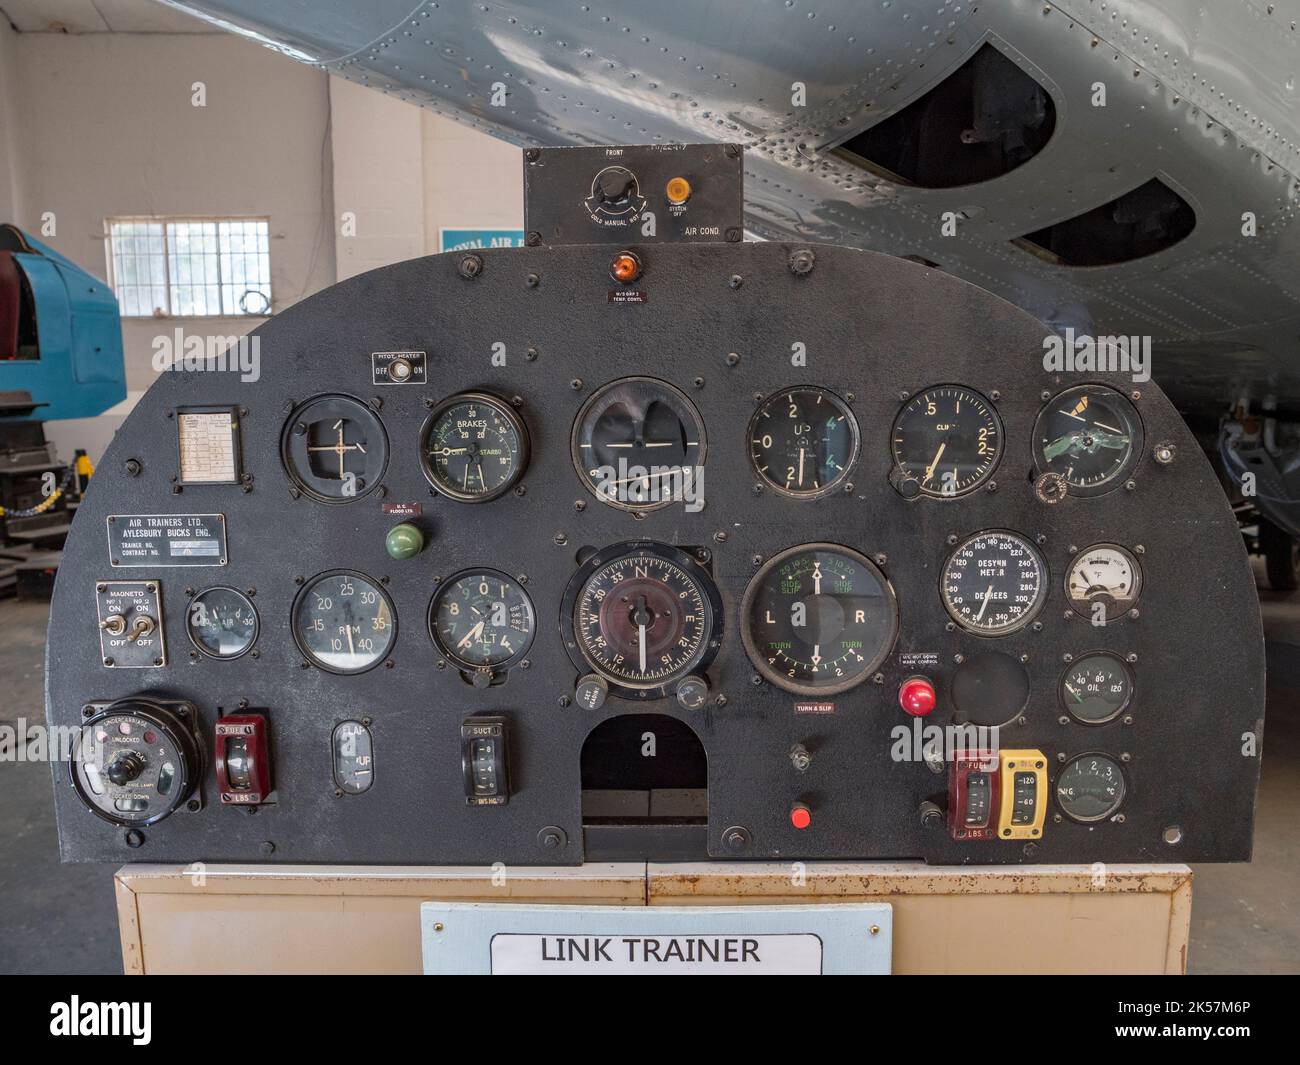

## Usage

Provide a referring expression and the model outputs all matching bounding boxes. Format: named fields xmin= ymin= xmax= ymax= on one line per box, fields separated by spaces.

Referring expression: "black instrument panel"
xmin=47 ymin=239 xmax=1264 ymax=865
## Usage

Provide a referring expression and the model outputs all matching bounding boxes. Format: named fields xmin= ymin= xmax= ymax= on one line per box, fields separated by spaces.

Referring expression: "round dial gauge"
xmin=562 ymin=542 xmax=722 ymax=697
xmin=292 ymin=570 xmax=396 ymax=674
xmin=1061 ymin=652 xmax=1134 ymax=724
xmin=281 ymin=394 xmax=388 ymax=502
xmin=748 ymin=387 xmax=859 ymax=498
xmin=571 ymin=377 xmax=706 ymax=511
xmin=1034 ymin=385 xmax=1144 ymax=493
xmin=741 ymin=544 xmax=898 ymax=695
xmin=71 ymin=700 xmax=201 ymax=826
xmin=891 ymin=386 xmax=1001 ymax=497
xmin=941 ymin=530 xmax=1048 ymax=635
xmin=186 ymin=586 xmax=259 ymax=660
xmin=1066 ymin=543 xmax=1143 ymax=622
xmin=430 ymin=569 xmax=535 ymax=673
xmin=419 ymin=392 xmax=528 ymax=502
xmin=1056 ymin=753 xmax=1127 ymax=822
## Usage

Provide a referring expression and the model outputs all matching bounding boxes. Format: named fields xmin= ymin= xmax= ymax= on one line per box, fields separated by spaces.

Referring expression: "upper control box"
xmin=523 ymin=143 xmax=743 ymax=246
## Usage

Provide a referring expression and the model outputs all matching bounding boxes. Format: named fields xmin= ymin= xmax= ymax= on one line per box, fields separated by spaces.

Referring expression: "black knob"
xmin=597 ymin=169 xmax=634 ymax=204
xmin=107 ymin=751 xmax=145 ymax=786
xmin=575 ymin=673 xmax=609 ymax=711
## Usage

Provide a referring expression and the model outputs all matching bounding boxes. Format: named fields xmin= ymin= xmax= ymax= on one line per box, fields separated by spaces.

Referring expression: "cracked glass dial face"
xmin=430 ymin=569 xmax=535 ymax=672
xmin=1034 ymin=385 xmax=1143 ymax=494
xmin=420 ymin=392 xmax=528 ymax=502
xmin=563 ymin=542 xmax=721 ymax=696
xmin=741 ymin=544 xmax=898 ymax=695
xmin=748 ymin=386 xmax=859 ymax=498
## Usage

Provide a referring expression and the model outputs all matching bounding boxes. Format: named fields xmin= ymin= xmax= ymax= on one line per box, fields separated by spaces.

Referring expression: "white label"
xmin=489 ymin=933 xmax=822 ymax=974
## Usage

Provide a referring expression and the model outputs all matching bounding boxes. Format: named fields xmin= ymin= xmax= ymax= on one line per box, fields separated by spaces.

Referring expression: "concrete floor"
xmin=1 ymin=587 xmax=1297 ymax=975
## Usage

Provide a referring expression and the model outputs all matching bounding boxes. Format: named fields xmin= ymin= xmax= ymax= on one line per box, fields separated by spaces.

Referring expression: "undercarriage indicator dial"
xmin=890 ymin=386 xmax=1001 ymax=497
xmin=748 ymin=386 xmax=859 ymax=498
xmin=1065 ymin=543 xmax=1143 ymax=623
xmin=941 ymin=530 xmax=1048 ymax=635
xmin=292 ymin=570 xmax=396 ymax=674
xmin=741 ymin=543 xmax=899 ymax=695
xmin=561 ymin=542 xmax=722 ymax=698
xmin=420 ymin=392 xmax=529 ymax=502
xmin=1034 ymin=384 xmax=1144 ymax=493
xmin=430 ymin=569 xmax=535 ymax=674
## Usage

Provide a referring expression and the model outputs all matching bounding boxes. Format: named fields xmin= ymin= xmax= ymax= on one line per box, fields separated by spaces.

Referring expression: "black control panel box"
xmin=523 ymin=143 xmax=743 ymax=246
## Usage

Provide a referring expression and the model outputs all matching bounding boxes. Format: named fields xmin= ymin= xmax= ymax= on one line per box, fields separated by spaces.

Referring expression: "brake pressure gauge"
xmin=419 ymin=392 xmax=529 ymax=502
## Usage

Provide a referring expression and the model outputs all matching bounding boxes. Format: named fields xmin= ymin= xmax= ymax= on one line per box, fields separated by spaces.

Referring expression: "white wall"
xmin=0 ymin=20 xmax=519 ymax=462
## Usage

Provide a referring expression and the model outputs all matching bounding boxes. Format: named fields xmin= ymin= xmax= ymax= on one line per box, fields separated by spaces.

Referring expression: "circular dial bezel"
xmin=890 ymin=384 xmax=1002 ymax=498
xmin=1032 ymin=384 xmax=1144 ymax=496
xmin=741 ymin=542 xmax=900 ymax=696
xmin=70 ymin=701 xmax=201 ymax=827
xmin=747 ymin=385 xmax=860 ymax=500
xmin=570 ymin=377 xmax=707 ymax=512
xmin=940 ymin=529 xmax=1049 ymax=636
xmin=281 ymin=393 xmax=389 ymax=503
xmin=186 ymin=585 xmax=259 ymax=660
xmin=429 ymin=568 xmax=536 ymax=673
xmin=560 ymin=541 xmax=723 ymax=698
xmin=1060 ymin=651 xmax=1134 ymax=725
xmin=418 ymin=391 xmax=529 ymax=503
xmin=291 ymin=569 xmax=398 ymax=675
xmin=1064 ymin=543 xmax=1144 ymax=623
xmin=1055 ymin=752 xmax=1129 ymax=823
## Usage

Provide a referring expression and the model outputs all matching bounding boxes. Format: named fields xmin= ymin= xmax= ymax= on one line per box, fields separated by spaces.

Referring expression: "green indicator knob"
xmin=385 ymin=522 xmax=424 ymax=560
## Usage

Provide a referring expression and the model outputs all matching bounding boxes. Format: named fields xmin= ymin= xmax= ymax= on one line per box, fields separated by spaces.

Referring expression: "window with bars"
xmin=105 ymin=217 xmax=273 ymax=318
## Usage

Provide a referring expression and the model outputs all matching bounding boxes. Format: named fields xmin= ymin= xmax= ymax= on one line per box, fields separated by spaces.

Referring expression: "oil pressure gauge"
xmin=1065 ymin=544 xmax=1143 ymax=623
xmin=1061 ymin=652 xmax=1134 ymax=724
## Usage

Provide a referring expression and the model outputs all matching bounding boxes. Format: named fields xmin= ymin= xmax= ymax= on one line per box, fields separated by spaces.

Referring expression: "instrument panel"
xmin=46 ymin=235 xmax=1264 ymax=866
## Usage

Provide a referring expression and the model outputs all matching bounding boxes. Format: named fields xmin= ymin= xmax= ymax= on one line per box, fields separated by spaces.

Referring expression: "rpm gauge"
xmin=942 ymin=530 xmax=1048 ymax=635
xmin=1066 ymin=543 xmax=1143 ymax=623
xmin=1061 ymin=652 xmax=1134 ymax=724
xmin=430 ymin=569 xmax=535 ymax=674
xmin=293 ymin=570 xmax=396 ymax=674
xmin=748 ymin=386 xmax=859 ymax=498
xmin=561 ymin=541 xmax=722 ymax=698
xmin=741 ymin=543 xmax=898 ymax=695
xmin=420 ymin=392 xmax=528 ymax=502
xmin=571 ymin=377 xmax=705 ymax=511
xmin=891 ymin=386 xmax=1001 ymax=497
xmin=1034 ymin=384 xmax=1143 ymax=493
xmin=1056 ymin=753 xmax=1127 ymax=823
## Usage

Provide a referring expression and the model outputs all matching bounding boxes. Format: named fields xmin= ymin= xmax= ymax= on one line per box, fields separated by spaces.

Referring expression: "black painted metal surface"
xmin=46 ymin=241 xmax=1264 ymax=865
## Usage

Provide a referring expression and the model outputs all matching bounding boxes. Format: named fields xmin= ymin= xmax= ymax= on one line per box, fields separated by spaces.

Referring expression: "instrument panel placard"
xmin=107 ymin=513 xmax=227 ymax=567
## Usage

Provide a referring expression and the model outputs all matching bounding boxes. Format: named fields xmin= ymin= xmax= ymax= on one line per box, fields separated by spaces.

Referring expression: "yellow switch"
xmin=666 ymin=176 xmax=691 ymax=205
xmin=996 ymin=749 xmax=1047 ymax=839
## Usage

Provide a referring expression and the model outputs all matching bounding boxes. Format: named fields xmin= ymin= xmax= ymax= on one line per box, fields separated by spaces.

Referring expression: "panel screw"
xmin=259 ymin=841 xmax=276 ymax=856
xmin=1154 ymin=441 xmax=1177 ymax=465
xmin=570 ymin=378 xmax=583 ymax=390
xmin=726 ymin=352 xmax=740 ymax=366
xmin=525 ymin=273 xmax=540 ymax=288
xmin=713 ymin=531 xmax=728 ymax=543
xmin=725 ymin=227 xmax=742 ymax=242
xmin=788 ymin=248 xmax=816 ymax=275
xmin=729 ymin=274 xmax=743 ymax=289
xmin=525 ymin=148 xmax=541 ymax=161
xmin=574 ymin=500 xmax=586 ymax=512
xmin=554 ymin=532 xmax=568 ymax=546
xmin=124 ymin=830 xmax=144 ymax=849
xmin=526 ymin=231 xmax=542 ymax=246
xmin=537 ymin=826 xmax=567 ymax=850
xmin=526 ymin=347 xmax=538 ymax=361
xmin=722 ymin=826 xmax=751 ymax=852
xmin=124 ymin=458 xmax=142 ymax=477
xmin=458 ymin=254 xmax=484 ymax=279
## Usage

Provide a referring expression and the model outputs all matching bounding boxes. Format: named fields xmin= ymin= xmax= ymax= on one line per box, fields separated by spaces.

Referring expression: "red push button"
xmin=899 ymin=676 xmax=937 ymax=717
xmin=790 ymin=802 xmax=812 ymax=830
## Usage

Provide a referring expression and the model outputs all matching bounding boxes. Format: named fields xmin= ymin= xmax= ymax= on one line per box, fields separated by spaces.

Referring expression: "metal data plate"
xmin=421 ymin=903 xmax=893 ymax=975
xmin=94 ymin=580 xmax=166 ymax=668
xmin=107 ymin=513 xmax=227 ymax=567
xmin=523 ymin=143 xmax=743 ymax=246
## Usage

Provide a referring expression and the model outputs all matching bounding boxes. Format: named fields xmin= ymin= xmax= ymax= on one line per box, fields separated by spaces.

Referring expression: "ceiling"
xmin=0 ymin=0 xmax=212 ymax=33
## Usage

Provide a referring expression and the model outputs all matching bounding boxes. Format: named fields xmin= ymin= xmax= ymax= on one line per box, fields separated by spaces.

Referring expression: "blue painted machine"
xmin=0 ymin=223 xmax=126 ymax=420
